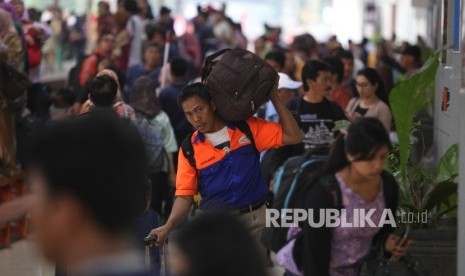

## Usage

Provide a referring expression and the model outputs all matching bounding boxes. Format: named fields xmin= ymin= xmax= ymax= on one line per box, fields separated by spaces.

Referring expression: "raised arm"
xmin=270 ymin=89 xmax=303 ymax=145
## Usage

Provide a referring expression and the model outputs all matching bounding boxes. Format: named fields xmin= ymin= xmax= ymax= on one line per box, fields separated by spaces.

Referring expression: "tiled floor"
xmin=0 ymin=239 xmax=55 ymax=276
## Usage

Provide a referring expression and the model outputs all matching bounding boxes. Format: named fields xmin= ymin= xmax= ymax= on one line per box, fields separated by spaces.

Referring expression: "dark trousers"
xmin=149 ymin=172 xmax=173 ymax=223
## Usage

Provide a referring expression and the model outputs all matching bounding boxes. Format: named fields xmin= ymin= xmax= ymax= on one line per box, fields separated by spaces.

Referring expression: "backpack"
xmin=181 ymin=121 xmax=256 ymax=168
xmin=0 ymin=62 xmax=31 ymax=112
xmin=274 ymin=174 xmax=341 ymax=275
xmin=261 ymin=146 xmax=329 ymax=253
xmin=201 ymin=49 xmax=279 ymax=122
xmin=261 ymin=97 xmax=344 ymax=180
xmin=134 ymin=117 xmax=166 ymax=174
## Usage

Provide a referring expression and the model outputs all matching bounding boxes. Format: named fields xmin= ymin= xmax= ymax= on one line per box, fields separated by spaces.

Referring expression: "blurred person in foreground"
xmin=26 ymin=111 xmax=155 ymax=276
xmin=170 ymin=212 xmax=268 ymax=276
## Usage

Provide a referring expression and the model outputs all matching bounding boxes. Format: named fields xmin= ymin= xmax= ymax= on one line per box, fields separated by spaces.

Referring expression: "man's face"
xmin=308 ymin=70 xmax=332 ymax=98
xmin=28 ymin=170 xmax=71 ymax=263
xmin=182 ymin=95 xmax=217 ymax=134
xmin=341 ymin=58 xmax=354 ymax=80
xmin=328 ymin=73 xmax=338 ymax=92
xmin=266 ymin=59 xmax=282 ymax=72
xmin=278 ymin=88 xmax=297 ymax=105
xmin=161 ymin=14 xmax=170 ymax=24
xmin=144 ymin=46 xmax=161 ymax=67
xmin=400 ymin=54 xmax=414 ymax=71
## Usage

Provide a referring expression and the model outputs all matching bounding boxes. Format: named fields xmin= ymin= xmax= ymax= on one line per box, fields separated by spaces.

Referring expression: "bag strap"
xmin=181 ymin=133 xmax=196 ymax=168
xmin=180 ymin=120 xmax=256 ymax=169
xmin=233 ymin=121 xmax=256 ymax=150
xmin=319 ymin=174 xmax=343 ymax=209
xmin=201 ymin=48 xmax=230 ymax=82
xmin=348 ymin=98 xmax=360 ymax=114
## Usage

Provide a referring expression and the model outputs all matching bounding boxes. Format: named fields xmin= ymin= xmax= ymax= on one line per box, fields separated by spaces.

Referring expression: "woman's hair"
xmin=292 ymin=118 xmax=391 ymax=208
xmin=129 ymin=76 xmax=160 ymax=118
xmin=357 ymin=68 xmax=388 ymax=104
xmin=323 ymin=117 xmax=391 ymax=175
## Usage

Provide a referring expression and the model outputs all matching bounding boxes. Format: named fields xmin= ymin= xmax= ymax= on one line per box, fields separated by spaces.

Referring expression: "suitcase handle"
xmin=144 ymin=234 xmax=158 ymax=245
xmin=201 ymin=48 xmax=231 ymax=82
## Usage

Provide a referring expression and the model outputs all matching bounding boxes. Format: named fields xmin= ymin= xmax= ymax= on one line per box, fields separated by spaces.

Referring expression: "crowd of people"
xmin=0 ymin=0 xmax=428 ymax=275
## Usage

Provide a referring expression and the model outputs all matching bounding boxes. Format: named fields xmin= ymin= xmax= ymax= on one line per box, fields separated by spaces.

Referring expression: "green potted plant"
xmin=388 ymin=50 xmax=457 ymax=275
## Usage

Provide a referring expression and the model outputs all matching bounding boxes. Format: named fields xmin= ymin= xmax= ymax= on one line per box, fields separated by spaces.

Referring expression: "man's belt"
xmin=232 ymin=198 xmax=268 ymax=215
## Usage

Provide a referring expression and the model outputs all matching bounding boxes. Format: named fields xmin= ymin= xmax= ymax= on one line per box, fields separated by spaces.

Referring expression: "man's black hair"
xmin=89 ymin=75 xmax=117 ymax=107
xmin=402 ymin=45 xmax=422 ymax=63
xmin=26 ymin=111 xmax=148 ymax=235
xmin=323 ymin=57 xmax=344 ymax=84
xmin=333 ymin=48 xmax=354 ymax=61
xmin=173 ymin=212 xmax=268 ymax=276
xmin=301 ymin=60 xmax=331 ymax=91
xmin=124 ymin=0 xmax=140 ymax=15
xmin=265 ymin=50 xmax=286 ymax=70
xmin=178 ymin=82 xmax=211 ymax=108
xmin=170 ymin=57 xmax=189 ymax=78
xmin=160 ymin=6 xmax=171 ymax=16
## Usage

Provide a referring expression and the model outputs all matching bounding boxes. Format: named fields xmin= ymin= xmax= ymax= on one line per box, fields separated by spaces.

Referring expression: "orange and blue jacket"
xmin=175 ymin=117 xmax=283 ymax=209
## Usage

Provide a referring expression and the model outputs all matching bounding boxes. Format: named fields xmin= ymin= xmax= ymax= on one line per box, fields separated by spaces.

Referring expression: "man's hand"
xmin=270 ymin=76 xmax=303 ymax=145
xmin=269 ymin=77 xmax=279 ymax=98
xmin=146 ymin=196 xmax=193 ymax=246
xmin=146 ymin=224 xmax=172 ymax=247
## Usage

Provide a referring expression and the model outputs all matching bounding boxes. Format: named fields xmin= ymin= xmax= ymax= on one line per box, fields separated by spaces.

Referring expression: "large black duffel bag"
xmin=202 ymin=48 xmax=278 ymax=122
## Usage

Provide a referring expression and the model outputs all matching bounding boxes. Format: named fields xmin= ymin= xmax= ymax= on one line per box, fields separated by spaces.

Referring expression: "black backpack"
xmin=261 ymin=146 xmax=329 ymax=253
xmin=181 ymin=121 xmax=256 ymax=168
xmin=202 ymin=49 xmax=279 ymax=122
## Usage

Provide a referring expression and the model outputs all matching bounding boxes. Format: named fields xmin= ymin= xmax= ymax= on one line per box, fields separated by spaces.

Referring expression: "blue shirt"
xmin=158 ymin=82 xmax=192 ymax=144
xmin=125 ymin=64 xmax=161 ymax=100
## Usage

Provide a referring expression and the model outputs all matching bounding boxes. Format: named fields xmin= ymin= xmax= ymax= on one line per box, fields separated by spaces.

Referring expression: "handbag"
xmin=358 ymin=244 xmax=427 ymax=276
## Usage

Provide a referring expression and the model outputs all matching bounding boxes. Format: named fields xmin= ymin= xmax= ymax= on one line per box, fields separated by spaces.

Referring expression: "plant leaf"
xmin=389 ymin=51 xmax=440 ymax=186
xmin=433 ymin=204 xmax=458 ymax=220
xmin=422 ymin=180 xmax=458 ymax=212
xmin=436 ymin=144 xmax=459 ymax=183
xmin=332 ymin=120 xmax=351 ymax=132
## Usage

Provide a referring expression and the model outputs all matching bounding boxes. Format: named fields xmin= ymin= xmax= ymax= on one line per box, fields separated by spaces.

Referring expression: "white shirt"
xmin=205 ymin=126 xmax=230 ymax=148
xmin=127 ymin=15 xmax=146 ymax=68
xmin=73 ymin=250 xmax=145 ymax=276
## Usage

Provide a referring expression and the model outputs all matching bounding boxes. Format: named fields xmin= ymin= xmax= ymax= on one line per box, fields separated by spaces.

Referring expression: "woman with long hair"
xmin=292 ymin=118 xmax=410 ymax=276
xmin=130 ymin=76 xmax=178 ymax=221
xmin=345 ymin=68 xmax=392 ymax=132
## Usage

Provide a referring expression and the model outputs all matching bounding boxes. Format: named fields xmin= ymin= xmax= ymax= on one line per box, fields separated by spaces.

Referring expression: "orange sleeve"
xmin=79 ymin=55 xmax=98 ymax=87
xmin=175 ymin=148 xmax=198 ymax=196
xmin=246 ymin=117 xmax=283 ymax=152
